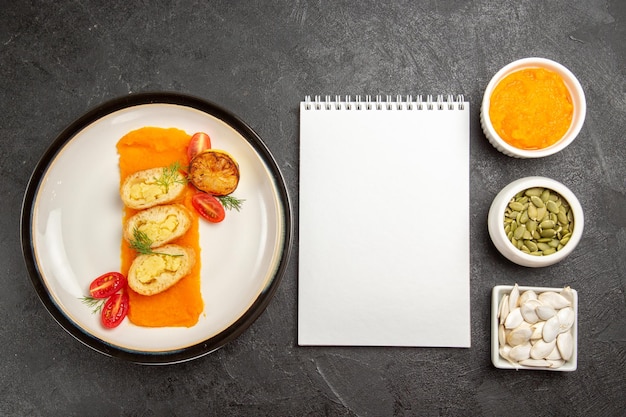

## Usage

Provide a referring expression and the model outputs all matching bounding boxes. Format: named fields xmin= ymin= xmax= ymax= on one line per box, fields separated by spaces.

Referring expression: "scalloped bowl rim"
xmin=481 ymin=57 xmax=586 ymax=158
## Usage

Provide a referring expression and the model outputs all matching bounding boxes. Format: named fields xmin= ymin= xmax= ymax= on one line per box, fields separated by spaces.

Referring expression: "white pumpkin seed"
xmin=557 ymin=307 xmax=575 ymax=333
xmin=557 ymin=332 xmax=574 ymax=361
xmin=519 ymin=358 xmax=550 ymax=367
xmin=498 ymin=294 xmax=509 ymax=324
xmin=509 ymin=284 xmax=520 ymax=311
xmin=560 ymin=286 xmax=575 ymax=305
xmin=538 ymin=291 xmax=571 ymax=309
xmin=543 ymin=315 xmax=560 ymax=343
xmin=530 ymin=321 xmax=545 ymax=340
xmin=546 ymin=346 xmax=562 ymax=360
xmin=519 ymin=290 xmax=537 ymax=305
xmin=498 ymin=324 xmax=506 ymax=347
xmin=536 ymin=305 xmax=557 ymax=321
xmin=530 ymin=338 xmax=556 ymax=359
xmin=499 ymin=345 xmax=519 ymax=368
xmin=548 ymin=359 xmax=565 ymax=369
xmin=520 ymin=301 xmax=541 ymax=324
xmin=504 ymin=307 xmax=523 ymax=329
xmin=499 ymin=345 xmax=512 ymax=361
xmin=509 ymin=342 xmax=532 ymax=361
xmin=507 ymin=327 xmax=533 ymax=347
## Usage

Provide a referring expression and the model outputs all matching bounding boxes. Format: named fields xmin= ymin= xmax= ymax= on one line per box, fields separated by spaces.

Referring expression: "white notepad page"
xmin=298 ymin=96 xmax=471 ymax=347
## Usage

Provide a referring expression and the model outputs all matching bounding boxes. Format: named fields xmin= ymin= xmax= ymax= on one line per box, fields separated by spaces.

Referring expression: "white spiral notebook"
xmin=298 ymin=95 xmax=471 ymax=347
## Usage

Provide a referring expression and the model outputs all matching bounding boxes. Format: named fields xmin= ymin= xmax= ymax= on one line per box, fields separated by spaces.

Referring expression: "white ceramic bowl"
xmin=488 ymin=176 xmax=584 ymax=267
xmin=492 ymin=285 xmax=578 ymax=372
xmin=480 ymin=57 xmax=586 ymax=158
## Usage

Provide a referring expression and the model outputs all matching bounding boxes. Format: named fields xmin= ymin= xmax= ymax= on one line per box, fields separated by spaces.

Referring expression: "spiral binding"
xmin=303 ymin=94 xmax=466 ymax=111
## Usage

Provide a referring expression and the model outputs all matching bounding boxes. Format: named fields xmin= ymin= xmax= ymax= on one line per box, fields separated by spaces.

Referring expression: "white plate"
xmin=21 ymin=93 xmax=292 ymax=364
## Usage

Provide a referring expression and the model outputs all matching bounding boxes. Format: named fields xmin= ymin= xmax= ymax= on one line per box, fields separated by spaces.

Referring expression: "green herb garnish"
xmin=154 ymin=162 xmax=186 ymax=193
xmin=217 ymin=195 xmax=245 ymax=211
xmin=129 ymin=228 xmax=182 ymax=257
xmin=80 ymin=296 xmax=106 ymax=314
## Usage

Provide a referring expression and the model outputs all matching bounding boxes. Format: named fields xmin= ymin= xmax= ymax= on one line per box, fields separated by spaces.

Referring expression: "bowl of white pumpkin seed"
xmin=491 ymin=284 xmax=578 ymax=371
xmin=488 ymin=176 xmax=584 ymax=267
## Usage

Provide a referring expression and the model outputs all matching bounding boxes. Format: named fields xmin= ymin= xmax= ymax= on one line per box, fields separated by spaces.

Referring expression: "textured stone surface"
xmin=1 ymin=1 xmax=625 ymax=415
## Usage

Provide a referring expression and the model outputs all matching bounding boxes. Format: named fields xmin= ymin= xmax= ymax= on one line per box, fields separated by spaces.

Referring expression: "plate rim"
xmin=20 ymin=92 xmax=293 ymax=364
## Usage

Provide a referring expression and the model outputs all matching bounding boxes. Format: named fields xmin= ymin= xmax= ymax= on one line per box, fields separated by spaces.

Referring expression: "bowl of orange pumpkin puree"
xmin=481 ymin=57 xmax=586 ymax=158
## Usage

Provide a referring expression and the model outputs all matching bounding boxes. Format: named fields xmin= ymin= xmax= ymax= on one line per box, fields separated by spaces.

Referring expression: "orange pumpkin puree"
xmin=116 ymin=127 xmax=203 ymax=327
xmin=489 ymin=67 xmax=574 ymax=150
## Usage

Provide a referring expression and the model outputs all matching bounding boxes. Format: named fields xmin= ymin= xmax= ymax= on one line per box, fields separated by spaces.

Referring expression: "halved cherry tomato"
xmin=191 ymin=193 xmax=225 ymax=223
xmin=89 ymin=272 xmax=127 ymax=299
xmin=101 ymin=292 xmax=129 ymax=329
xmin=187 ymin=132 xmax=211 ymax=162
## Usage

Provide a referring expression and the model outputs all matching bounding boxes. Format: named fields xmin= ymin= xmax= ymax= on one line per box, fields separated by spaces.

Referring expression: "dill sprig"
xmin=154 ymin=162 xmax=186 ymax=193
xmin=129 ymin=228 xmax=182 ymax=257
xmin=217 ymin=195 xmax=245 ymax=211
xmin=80 ymin=296 xmax=106 ymax=314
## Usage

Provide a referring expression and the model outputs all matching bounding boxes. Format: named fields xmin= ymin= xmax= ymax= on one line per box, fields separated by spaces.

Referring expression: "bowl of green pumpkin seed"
xmin=488 ymin=176 xmax=584 ymax=267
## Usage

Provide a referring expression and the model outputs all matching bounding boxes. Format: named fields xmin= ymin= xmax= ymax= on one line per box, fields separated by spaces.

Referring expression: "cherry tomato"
xmin=192 ymin=193 xmax=225 ymax=223
xmin=187 ymin=132 xmax=211 ymax=162
xmin=101 ymin=292 xmax=129 ymax=329
xmin=89 ymin=272 xmax=127 ymax=299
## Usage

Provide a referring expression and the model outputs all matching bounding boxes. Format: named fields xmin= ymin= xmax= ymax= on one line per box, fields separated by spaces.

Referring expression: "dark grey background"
xmin=2 ymin=1 xmax=625 ymax=416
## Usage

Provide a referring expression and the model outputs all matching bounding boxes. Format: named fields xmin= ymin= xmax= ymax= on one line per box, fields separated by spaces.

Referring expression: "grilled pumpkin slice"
xmin=188 ymin=149 xmax=240 ymax=196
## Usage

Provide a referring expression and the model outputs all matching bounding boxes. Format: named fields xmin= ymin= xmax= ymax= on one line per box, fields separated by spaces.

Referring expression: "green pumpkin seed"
xmin=530 ymin=195 xmax=545 ymax=208
xmin=509 ymin=201 xmax=525 ymax=211
xmin=519 ymin=210 xmax=529 ymax=224
xmin=525 ymin=187 xmax=543 ymax=197
xmin=547 ymin=200 xmax=560 ymax=214
xmin=506 ymin=210 xmax=519 ymax=219
xmin=541 ymin=189 xmax=551 ymax=202
xmin=536 ymin=207 xmax=547 ymax=221
xmin=537 ymin=242 xmax=552 ymax=251
xmin=540 ymin=220 xmax=556 ymax=229
xmin=525 ymin=241 xmax=538 ymax=252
